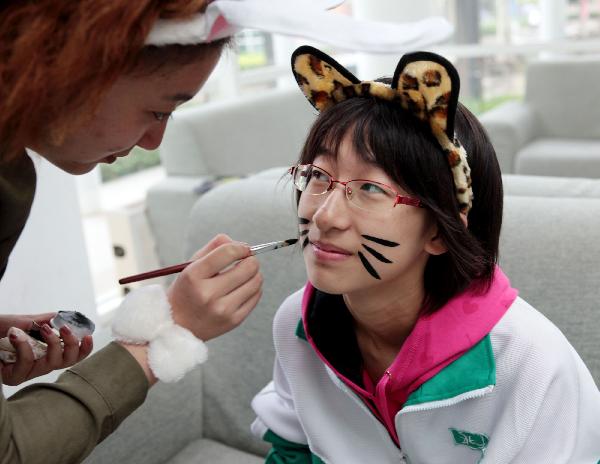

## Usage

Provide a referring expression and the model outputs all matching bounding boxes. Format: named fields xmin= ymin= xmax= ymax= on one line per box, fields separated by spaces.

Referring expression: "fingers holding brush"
xmin=168 ymin=235 xmax=263 ymax=341
xmin=190 ymin=233 xmax=234 ymax=261
xmin=223 ymin=270 xmax=263 ymax=327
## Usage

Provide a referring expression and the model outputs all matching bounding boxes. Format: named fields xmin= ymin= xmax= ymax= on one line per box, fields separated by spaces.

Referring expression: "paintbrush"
xmin=118 ymin=238 xmax=298 ymax=285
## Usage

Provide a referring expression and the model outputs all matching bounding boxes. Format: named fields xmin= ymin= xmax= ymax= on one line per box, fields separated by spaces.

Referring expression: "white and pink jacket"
xmin=252 ymin=268 xmax=600 ymax=463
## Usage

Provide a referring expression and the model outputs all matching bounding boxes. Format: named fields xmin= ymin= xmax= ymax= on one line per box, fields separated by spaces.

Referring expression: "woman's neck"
xmin=344 ymin=273 xmax=424 ymax=380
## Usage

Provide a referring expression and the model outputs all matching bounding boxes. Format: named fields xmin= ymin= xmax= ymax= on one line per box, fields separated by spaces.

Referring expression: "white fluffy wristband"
xmin=111 ymin=285 xmax=208 ymax=383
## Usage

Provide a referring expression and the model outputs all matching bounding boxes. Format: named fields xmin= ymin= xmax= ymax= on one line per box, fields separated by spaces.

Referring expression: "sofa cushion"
xmin=168 ymin=438 xmax=263 ymax=464
xmin=515 ymin=138 xmax=600 ymax=178
xmin=526 ymin=58 xmax=600 ymax=139
xmin=500 ymin=195 xmax=600 ymax=384
xmin=503 ymin=174 xmax=600 ymax=198
xmin=184 ymin=172 xmax=307 ymax=456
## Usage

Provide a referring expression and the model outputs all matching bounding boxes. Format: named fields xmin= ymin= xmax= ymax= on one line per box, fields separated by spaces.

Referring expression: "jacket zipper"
xmin=398 ymin=384 xmax=494 ymax=415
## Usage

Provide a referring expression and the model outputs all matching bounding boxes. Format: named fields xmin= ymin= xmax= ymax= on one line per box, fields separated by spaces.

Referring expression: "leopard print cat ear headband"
xmin=291 ymin=45 xmax=473 ymax=215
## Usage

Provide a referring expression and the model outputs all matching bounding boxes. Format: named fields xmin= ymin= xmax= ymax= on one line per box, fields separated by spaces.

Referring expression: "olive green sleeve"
xmin=0 ymin=342 xmax=149 ymax=464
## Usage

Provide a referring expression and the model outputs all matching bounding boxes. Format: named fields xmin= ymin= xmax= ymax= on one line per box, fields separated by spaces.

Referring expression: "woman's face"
xmin=30 ymin=47 xmax=221 ymax=175
xmin=298 ymin=132 xmax=445 ymax=296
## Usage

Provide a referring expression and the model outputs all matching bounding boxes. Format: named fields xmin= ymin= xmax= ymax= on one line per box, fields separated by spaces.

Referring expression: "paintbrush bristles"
xmin=250 ymin=238 xmax=299 ymax=255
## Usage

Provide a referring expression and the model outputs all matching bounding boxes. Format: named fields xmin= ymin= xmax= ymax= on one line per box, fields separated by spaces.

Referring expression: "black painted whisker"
xmin=362 ymin=244 xmax=392 ymax=264
xmin=298 ymin=217 xmax=310 ymax=225
xmin=362 ymin=234 xmax=399 ymax=248
xmin=302 ymin=237 xmax=310 ymax=249
xmin=299 ymin=229 xmax=309 ymax=236
xmin=358 ymin=252 xmax=381 ymax=280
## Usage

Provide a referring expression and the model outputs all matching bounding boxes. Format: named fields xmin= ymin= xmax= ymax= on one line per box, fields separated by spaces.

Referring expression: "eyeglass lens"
xmin=293 ymin=165 xmax=397 ymax=212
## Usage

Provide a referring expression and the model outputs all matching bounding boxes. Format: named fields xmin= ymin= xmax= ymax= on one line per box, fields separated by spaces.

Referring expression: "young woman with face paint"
xmin=251 ymin=47 xmax=600 ymax=463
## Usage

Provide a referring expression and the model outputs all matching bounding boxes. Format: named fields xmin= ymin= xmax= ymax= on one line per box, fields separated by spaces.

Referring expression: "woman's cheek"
xmin=297 ymin=194 xmax=311 ymax=215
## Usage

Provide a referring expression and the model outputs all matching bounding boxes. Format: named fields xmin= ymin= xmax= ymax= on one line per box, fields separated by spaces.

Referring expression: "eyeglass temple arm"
xmin=394 ymin=196 xmax=422 ymax=208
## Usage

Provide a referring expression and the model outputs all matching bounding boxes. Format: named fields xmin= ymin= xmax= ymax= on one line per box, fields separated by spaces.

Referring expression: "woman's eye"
xmin=360 ymin=182 xmax=386 ymax=194
xmin=311 ymin=170 xmax=328 ymax=182
xmin=152 ymin=111 xmax=172 ymax=122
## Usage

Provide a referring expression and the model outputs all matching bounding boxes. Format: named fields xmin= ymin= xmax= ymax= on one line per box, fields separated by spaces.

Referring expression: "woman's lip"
xmin=311 ymin=241 xmax=353 ymax=262
xmin=312 ymin=241 xmax=352 ymax=255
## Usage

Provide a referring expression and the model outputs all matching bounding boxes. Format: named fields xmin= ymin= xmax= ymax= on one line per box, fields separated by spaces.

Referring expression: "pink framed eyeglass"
xmin=288 ymin=164 xmax=422 ymax=213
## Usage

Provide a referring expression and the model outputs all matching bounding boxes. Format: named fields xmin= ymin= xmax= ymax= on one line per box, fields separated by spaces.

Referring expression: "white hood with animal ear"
xmin=145 ymin=0 xmax=453 ymax=53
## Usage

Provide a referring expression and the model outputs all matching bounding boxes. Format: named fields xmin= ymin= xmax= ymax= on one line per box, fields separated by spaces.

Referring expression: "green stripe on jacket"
xmin=263 ymin=429 xmax=325 ymax=464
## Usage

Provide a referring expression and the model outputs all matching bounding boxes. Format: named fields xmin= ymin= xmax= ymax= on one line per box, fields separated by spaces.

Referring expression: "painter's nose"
xmin=137 ymin=122 xmax=167 ymax=151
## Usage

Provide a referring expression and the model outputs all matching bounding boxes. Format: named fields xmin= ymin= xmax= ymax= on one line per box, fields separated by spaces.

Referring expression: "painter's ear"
xmin=425 ymin=225 xmax=448 ymax=256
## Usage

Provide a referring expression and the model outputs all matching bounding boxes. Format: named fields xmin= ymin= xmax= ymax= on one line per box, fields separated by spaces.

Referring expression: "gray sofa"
xmin=84 ymin=168 xmax=600 ymax=464
xmin=479 ymin=57 xmax=600 ymax=177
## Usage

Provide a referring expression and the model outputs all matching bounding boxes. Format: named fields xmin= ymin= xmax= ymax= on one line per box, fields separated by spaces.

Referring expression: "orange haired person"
xmin=0 ymin=1 xmax=452 ymax=462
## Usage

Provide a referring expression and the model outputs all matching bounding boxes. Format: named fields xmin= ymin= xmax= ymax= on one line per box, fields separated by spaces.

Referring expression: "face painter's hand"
xmin=0 ymin=315 xmax=93 ymax=386
xmin=0 ymin=313 xmax=56 ymax=337
xmin=167 ymin=234 xmax=263 ymax=342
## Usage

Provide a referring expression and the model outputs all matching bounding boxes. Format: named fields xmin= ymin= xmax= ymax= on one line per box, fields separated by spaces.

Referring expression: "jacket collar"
xmin=298 ymin=266 xmax=518 ymax=407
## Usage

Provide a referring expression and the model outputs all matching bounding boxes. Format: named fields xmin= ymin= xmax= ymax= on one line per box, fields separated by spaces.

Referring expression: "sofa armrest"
xmin=146 ymin=176 xmax=212 ymax=267
xmin=479 ymin=101 xmax=538 ymax=173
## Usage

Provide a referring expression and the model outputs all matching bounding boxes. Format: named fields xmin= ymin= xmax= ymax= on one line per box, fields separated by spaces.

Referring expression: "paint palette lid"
xmin=51 ymin=311 xmax=95 ymax=340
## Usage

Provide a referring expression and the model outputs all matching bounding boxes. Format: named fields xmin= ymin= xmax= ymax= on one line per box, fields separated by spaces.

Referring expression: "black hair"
xmin=297 ymin=95 xmax=503 ymax=313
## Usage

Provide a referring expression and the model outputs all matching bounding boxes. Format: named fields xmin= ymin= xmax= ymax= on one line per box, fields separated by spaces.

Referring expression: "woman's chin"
xmin=307 ymin=270 xmax=350 ymax=295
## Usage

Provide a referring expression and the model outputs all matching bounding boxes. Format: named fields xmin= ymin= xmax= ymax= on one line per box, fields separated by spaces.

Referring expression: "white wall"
xmin=0 ymin=154 xmax=97 ymax=320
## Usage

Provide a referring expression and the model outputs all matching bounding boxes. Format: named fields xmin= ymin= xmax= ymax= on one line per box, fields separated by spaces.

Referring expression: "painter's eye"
xmin=152 ymin=111 xmax=172 ymax=122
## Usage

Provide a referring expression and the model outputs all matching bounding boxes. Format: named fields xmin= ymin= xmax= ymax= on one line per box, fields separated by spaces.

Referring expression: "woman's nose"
xmin=313 ymin=186 xmax=352 ymax=231
xmin=136 ymin=121 xmax=168 ymax=151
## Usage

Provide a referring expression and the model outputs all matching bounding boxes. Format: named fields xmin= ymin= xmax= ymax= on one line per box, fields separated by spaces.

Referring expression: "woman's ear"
xmin=424 ymin=224 xmax=448 ymax=256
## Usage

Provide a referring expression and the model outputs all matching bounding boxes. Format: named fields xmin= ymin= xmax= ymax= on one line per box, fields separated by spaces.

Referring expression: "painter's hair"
xmin=0 ymin=0 xmax=230 ymax=160
xmin=297 ymin=96 xmax=503 ymax=313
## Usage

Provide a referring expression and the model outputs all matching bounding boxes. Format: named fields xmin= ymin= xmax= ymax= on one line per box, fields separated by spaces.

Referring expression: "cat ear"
xmin=392 ymin=51 xmax=460 ymax=139
xmin=291 ymin=45 xmax=360 ymax=111
xmin=393 ymin=52 xmax=472 ymax=215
